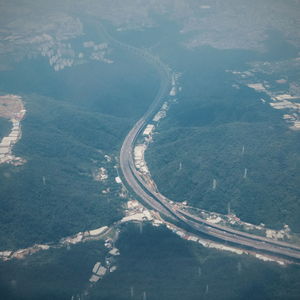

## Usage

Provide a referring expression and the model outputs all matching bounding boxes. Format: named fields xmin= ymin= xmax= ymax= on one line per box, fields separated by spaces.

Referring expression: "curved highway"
xmin=99 ymin=23 xmax=300 ymax=262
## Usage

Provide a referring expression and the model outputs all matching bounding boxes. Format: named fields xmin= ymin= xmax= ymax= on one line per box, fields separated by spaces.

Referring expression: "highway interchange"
xmin=100 ymin=23 xmax=300 ymax=263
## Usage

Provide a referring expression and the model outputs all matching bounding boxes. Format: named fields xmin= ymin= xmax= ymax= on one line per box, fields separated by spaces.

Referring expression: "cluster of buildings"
xmin=228 ymin=69 xmax=300 ymax=130
xmin=94 ymin=167 xmax=108 ymax=182
xmin=133 ymin=72 xmax=182 ymax=177
xmin=242 ymin=79 xmax=300 ymax=130
xmin=121 ymin=200 xmax=153 ymax=223
xmin=60 ymin=226 xmax=109 ymax=246
xmin=0 ymin=225 xmax=111 ymax=262
xmin=153 ymin=102 xmax=169 ymax=122
xmin=143 ymin=124 xmax=155 ymax=136
xmin=169 ymin=73 xmax=181 ymax=96
xmin=269 ymin=95 xmax=300 ymax=130
xmin=83 ymin=41 xmax=113 ymax=64
xmin=266 ymin=225 xmax=291 ymax=241
xmin=134 ymin=144 xmax=149 ymax=174
xmin=165 ymin=222 xmax=198 ymax=242
xmin=133 ymin=124 xmax=156 ymax=175
xmin=122 ymin=200 xmax=164 ymax=227
xmin=39 ymin=38 xmax=75 ymax=72
xmin=89 ymin=262 xmax=108 ymax=283
xmin=0 ymin=96 xmax=26 ymax=165
xmin=89 ymin=238 xmax=120 ymax=284
xmin=0 ymin=119 xmax=20 ymax=161
xmin=180 ymin=203 xmax=294 ymax=243
xmin=164 ymin=220 xmax=286 ymax=265
xmin=0 ymin=244 xmax=50 ymax=261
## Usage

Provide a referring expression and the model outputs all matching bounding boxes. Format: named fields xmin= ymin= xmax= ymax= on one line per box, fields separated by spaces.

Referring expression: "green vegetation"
xmin=89 ymin=224 xmax=300 ymax=300
xmin=0 ymin=240 xmax=107 ymax=300
xmin=1 ymin=224 xmax=300 ymax=300
xmin=0 ymin=94 xmax=125 ymax=249
xmin=147 ymin=46 xmax=300 ymax=232
xmin=0 ymin=39 xmax=160 ymax=249
xmin=0 ymin=117 xmax=11 ymax=140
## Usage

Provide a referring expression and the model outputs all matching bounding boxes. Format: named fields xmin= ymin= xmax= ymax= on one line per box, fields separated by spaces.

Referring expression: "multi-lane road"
xmin=100 ymin=23 xmax=300 ymax=263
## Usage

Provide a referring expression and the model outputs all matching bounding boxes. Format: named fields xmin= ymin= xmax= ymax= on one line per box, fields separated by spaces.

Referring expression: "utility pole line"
xmin=130 ymin=286 xmax=134 ymax=298
xmin=139 ymin=222 xmax=143 ymax=234
xmin=237 ymin=262 xmax=242 ymax=273
xmin=212 ymin=179 xmax=217 ymax=190
xmin=143 ymin=291 xmax=147 ymax=300
xmin=179 ymin=162 xmax=182 ymax=171
xmin=205 ymin=284 xmax=209 ymax=294
xmin=242 ymin=145 xmax=245 ymax=155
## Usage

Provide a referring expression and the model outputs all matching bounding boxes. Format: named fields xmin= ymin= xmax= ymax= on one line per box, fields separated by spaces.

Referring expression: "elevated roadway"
xmin=99 ymin=23 xmax=300 ymax=263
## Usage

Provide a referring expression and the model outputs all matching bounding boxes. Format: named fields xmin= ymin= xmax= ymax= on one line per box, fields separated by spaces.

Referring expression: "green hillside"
xmin=0 ymin=94 xmax=126 ymax=249
xmin=147 ymin=47 xmax=300 ymax=232
xmin=0 ymin=40 xmax=160 ymax=249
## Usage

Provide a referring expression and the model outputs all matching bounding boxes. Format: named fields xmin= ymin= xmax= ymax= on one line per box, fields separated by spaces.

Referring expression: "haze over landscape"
xmin=0 ymin=1 xmax=300 ymax=299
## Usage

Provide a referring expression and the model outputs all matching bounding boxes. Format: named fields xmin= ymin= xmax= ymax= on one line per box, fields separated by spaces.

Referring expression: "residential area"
xmin=0 ymin=94 xmax=26 ymax=166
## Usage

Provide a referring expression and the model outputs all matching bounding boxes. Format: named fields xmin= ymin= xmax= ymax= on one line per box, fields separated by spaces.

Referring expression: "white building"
xmin=143 ymin=124 xmax=155 ymax=136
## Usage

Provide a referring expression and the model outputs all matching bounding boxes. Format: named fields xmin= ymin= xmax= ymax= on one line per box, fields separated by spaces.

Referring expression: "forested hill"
xmin=147 ymin=45 xmax=300 ymax=233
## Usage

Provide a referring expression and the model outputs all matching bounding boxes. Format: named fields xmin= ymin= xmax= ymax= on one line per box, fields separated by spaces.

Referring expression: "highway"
xmin=99 ymin=23 xmax=300 ymax=263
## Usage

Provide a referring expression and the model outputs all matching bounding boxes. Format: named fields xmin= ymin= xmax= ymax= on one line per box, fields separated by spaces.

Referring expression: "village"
xmin=0 ymin=94 xmax=26 ymax=166
xmin=247 ymin=82 xmax=300 ymax=130
xmin=228 ymin=65 xmax=300 ymax=130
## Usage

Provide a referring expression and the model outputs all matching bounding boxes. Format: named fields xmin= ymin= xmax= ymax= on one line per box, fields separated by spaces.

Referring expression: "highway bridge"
xmin=99 ymin=23 xmax=300 ymax=263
